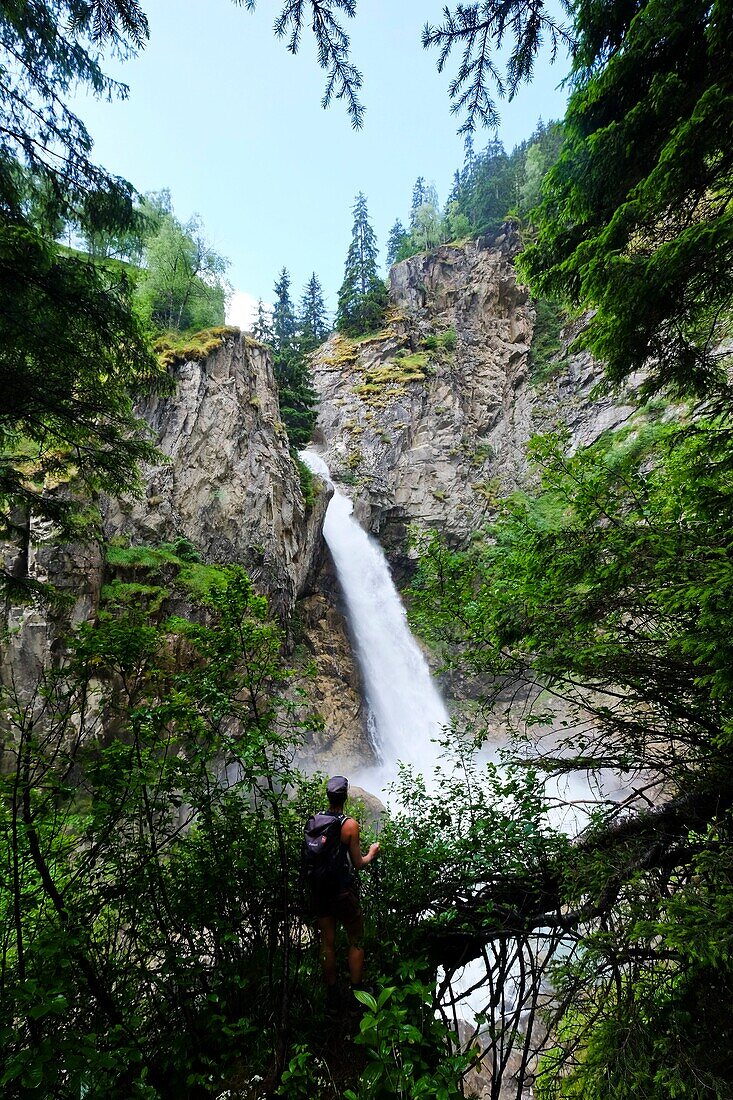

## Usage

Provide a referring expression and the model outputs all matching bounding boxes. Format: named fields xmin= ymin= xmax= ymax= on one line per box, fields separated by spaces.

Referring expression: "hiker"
xmin=303 ymin=775 xmax=379 ymax=1003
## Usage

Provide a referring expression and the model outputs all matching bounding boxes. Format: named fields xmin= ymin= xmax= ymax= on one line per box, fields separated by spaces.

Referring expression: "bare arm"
xmin=341 ymin=818 xmax=379 ymax=869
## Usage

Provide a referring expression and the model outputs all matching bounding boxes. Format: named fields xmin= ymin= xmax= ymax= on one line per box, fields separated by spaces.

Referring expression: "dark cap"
xmin=327 ymin=775 xmax=349 ymax=798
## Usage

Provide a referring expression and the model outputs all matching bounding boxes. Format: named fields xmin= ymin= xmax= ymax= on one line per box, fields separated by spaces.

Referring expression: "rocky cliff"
xmin=1 ymin=330 xmax=329 ymax=695
xmin=1 ymin=248 xmax=634 ymax=770
xmin=103 ymin=330 xmax=327 ymax=620
xmin=312 ymin=235 xmax=635 ymax=575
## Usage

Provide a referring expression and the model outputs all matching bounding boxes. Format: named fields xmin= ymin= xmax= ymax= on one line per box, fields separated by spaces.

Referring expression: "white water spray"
xmin=300 ymin=451 xmax=449 ymax=792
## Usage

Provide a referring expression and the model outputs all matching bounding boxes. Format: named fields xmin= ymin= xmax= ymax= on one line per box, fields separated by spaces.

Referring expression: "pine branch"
xmin=423 ymin=1 xmax=574 ymax=133
xmin=243 ymin=0 xmax=364 ymax=128
xmin=78 ymin=0 xmax=150 ymax=49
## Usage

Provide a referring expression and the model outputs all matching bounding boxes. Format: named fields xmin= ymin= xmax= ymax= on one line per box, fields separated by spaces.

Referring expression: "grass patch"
xmin=106 ymin=537 xmax=201 ymax=571
xmin=105 ymin=538 xmax=229 ymax=602
xmin=177 ymin=561 xmax=229 ymax=599
xmin=295 ymin=456 xmax=317 ymax=511
xmin=420 ymin=327 xmax=457 ymax=354
xmin=322 ymin=334 xmax=359 ymax=368
xmin=354 ymin=352 xmax=430 ymax=407
xmin=394 ymin=350 xmax=429 ymax=371
xmin=352 ymin=328 xmax=393 ymax=345
xmin=154 ymin=326 xmax=240 ymax=370
xmin=101 ymin=579 xmax=169 ymax=613
xmin=529 ymin=298 xmax=566 ymax=383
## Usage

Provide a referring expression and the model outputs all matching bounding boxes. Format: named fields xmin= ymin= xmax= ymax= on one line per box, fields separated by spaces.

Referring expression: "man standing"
xmin=305 ymin=775 xmax=380 ymax=1005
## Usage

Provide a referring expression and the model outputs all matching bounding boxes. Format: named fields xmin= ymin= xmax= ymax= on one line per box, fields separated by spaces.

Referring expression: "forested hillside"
xmin=1 ymin=1 xmax=732 ymax=1098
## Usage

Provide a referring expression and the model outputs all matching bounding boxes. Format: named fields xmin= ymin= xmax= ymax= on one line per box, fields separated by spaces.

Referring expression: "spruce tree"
xmin=336 ymin=192 xmax=388 ymax=338
xmin=252 ymin=299 xmax=273 ymax=344
xmin=298 ymin=273 xmax=330 ymax=352
xmin=272 ymin=267 xmax=298 ymax=355
xmin=386 ymin=219 xmax=409 ymax=268
xmin=410 ymin=177 xmax=428 ymax=217
xmin=270 ymin=268 xmax=317 ymax=449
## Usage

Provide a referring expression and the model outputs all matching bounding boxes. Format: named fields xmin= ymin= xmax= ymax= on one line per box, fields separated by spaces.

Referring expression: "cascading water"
xmin=300 ymin=450 xmax=449 ymax=793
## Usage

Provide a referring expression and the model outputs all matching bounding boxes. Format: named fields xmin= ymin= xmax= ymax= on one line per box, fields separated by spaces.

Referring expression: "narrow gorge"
xmin=2 ymin=235 xmax=628 ymax=785
xmin=5 ymin=1 xmax=731 ymax=1095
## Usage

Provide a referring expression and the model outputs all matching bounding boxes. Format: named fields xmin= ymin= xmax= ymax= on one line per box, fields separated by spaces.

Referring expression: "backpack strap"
xmin=322 ymin=810 xmax=349 ymax=825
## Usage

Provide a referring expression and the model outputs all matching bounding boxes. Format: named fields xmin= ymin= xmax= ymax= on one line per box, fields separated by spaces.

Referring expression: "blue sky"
xmin=71 ymin=0 xmax=570 ymax=325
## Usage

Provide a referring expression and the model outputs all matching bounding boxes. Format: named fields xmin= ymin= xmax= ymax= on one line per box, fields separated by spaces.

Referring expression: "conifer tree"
xmin=252 ymin=299 xmax=273 ymax=344
xmin=410 ymin=177 xmax=428 ymax=217
xmin=461 ymin=134 xmax=475 ymax=183
xmin=386 ymin=219 xmax=409 ymax=268
xmin=270 ymin=268 xmax=317 ymax=449
xmin=336 ymin=192 xmax=388 ymax=338
xmin=447 ymin=169 xmax=463 ymax=206
xmin=298 ymin=273 xmax=330 ymax=352
xmin=272 ymin=267 xmax=298 ymax=355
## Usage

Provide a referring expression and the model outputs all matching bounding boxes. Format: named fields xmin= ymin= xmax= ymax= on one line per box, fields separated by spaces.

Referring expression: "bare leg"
xmin=347 ymin=910 xmax=366 ymax=986
xmin=347 ymin=943 xmax=365 ymax=985
xmin=317 ymin=916 xmax=337 ymax=985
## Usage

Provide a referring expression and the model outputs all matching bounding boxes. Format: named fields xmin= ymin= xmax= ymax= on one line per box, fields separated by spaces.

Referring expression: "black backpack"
xmin=302 ymin=811 xmax=348 ymax=892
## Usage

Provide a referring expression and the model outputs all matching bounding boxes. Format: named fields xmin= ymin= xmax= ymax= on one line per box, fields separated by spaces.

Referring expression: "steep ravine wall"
xmin=103 ymin=332 xmax=326 ymax=620
xmin=312 ymin=235 xmax=635 ymax=576
xmin=1 ymin=332 xmax=330 ymax=697
xmin=307 ymin=237 xmax=637 ymax=762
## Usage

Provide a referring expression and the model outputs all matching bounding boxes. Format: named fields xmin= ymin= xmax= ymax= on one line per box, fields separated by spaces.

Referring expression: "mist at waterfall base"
xmin=300 ymin=451 xmax=449 ymax=797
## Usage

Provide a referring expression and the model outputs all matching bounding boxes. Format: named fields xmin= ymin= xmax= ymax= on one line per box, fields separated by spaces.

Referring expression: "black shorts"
xmin=312 ymin=888 xmax=363 ymax=938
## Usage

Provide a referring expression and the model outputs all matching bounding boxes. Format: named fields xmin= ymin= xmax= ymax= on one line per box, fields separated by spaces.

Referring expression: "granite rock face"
xmin=313 ymin=239 xmax=533 ymax=572
xmin=103 ymin=332 xmax=327 ymax=620
xmin=1 ymin=331 xmax=330 ymax=704
xmin=295 ymin=551 xmax=375 ymax=777
xmin=312 ymin=236 xmax=634 ymax=575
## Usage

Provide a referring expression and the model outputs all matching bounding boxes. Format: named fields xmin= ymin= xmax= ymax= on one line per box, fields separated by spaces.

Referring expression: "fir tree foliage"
xmin=0 ymin=0 xmax=147 ymax=211
xmin=386 ymin=219 xmax=409 ymax=267
xmin=422 ymin=1 xmax=573 ymax=134
xmin=298 ymin=272 xmax=330 ymax=352
xmin=241 ymin=2 xmax=570 ymax=135
xmin=272 ymin=266 xmax=298 ymax=352
xmin=267 ymin=267 xmax=318 ymax=449
xmin=410 ymin=176 xmax=428 ymax=216
xmin=0 ymin=0 xmax=167 ymax=599
xmin=252 ymin=297 xmax=274 ymax=344
xmin=336 ymin=191 xmax=388 ymax=337
xmin=519 ymin=0 xmax=733 ymax=399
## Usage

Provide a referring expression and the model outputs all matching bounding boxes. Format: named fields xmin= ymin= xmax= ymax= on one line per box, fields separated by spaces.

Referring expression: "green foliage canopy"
xmin=134 ymin=209 xmax=229 ymax=333
xmin=409 ymin=415 xmax=733 ymax=1096
xmin=519 ymin=0 xmax=733 ymax=399
xmin=0 ymin=0 xmax=167 ymax=596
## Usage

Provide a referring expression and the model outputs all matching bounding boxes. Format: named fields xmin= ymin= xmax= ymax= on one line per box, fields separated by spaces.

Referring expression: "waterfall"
xmin=300 ymin=451 xmax=449 ymax=793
